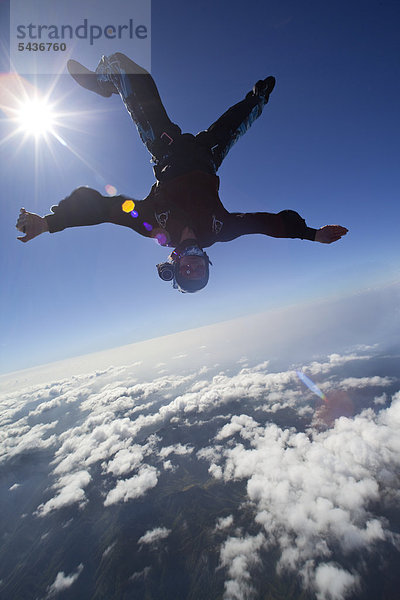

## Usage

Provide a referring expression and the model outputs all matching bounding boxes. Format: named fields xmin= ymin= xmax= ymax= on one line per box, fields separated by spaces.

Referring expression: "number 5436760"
xmin=18 ymin=42 xmax=67 ymax=51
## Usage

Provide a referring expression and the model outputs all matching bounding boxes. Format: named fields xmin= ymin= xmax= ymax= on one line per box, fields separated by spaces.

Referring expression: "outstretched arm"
xmin=221 ymin=210 xmax=348 ymax=244
xmin=16 ymin=187 xmax=146 ymax=243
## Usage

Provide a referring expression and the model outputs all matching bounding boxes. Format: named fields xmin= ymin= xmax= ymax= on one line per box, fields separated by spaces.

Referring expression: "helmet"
xmin=156 ymin=239 xmax=211 ymax=293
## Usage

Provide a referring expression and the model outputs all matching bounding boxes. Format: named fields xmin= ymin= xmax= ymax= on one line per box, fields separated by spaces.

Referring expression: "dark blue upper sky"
xmin=0 ymin=0 xmax=399 ymax=373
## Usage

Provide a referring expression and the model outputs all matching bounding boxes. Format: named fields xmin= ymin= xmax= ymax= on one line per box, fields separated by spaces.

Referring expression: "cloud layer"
xmin=206 ymin=393 xmax=400 ymax=598
xmin=1 ymin=343 xmax=399 ymax=600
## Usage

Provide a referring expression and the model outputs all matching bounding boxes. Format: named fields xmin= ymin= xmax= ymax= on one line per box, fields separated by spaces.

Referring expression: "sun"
xmin=0 ymin=74 xmax=63 ymax=147
xmin=15 ymin=97 xmax=56 ymax=138
xmin=0 ymin=73 xmax=112 ymax=181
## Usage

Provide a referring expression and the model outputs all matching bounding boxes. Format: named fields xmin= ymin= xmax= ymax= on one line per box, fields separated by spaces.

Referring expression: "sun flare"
xmin=15 ymin=97 xmax=56 ymax=138
xmin=0 ymin=73 xmax=111 ymax=180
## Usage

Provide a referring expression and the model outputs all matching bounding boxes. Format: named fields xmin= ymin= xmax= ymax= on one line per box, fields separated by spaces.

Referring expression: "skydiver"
xmin=16 ymin=53 xmax=348 ymax=293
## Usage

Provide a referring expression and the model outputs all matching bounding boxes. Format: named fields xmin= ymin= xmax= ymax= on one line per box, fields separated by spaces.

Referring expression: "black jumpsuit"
xmin=45 ymin=53 xmax=317 ymax=249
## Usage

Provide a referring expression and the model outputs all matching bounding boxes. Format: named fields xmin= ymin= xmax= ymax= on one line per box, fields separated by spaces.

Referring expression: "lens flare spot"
xmin=313 ymin=390 xmax=355 ymax=429
xmin=122 ymin=199 xmax=135 ymax=213
xmin=143 ymin=222 xmax=153 ymax=231
xmin=155 ymin=232 xmax=167 ymax=245
xmin=105 ymin=184 xmax=117 ymax=196
xmin=131 ymin=210 xmax=138 ymax=218
xmin=296 ymin=371 xmax=326 ymax=400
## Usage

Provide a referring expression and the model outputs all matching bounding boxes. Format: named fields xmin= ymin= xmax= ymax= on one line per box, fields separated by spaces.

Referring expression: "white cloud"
xmin=215 ymin=515 xmax=234 ymax=531
xmin=338 ymin=376 xmax=393 ymax=389
xmin=28 ymin=382 xmax=89 ymax=417
xmin=158 ymin=443 xmax=194 ymax=458
xmin=0 ymin=418 xmax=57 ymax=464
xmin=46 ymin=564 xmax=83 ymax=596
xmin=104 ymin=465 xmax=159 ymax=506
xmin=104 ymin=446 xmax=146 ymax=476
xmin=219 ymin=533 xmax=265 ymax=600
xmin=53 ymin=416 xmax=149 ymax=477
xmin=138 ymin=527 xmax=171 ymax=546
xmin=374 ymin=393 xmax=388 ymax=405
xmin=37 ymin=471 xmax=92 ymax=516
xmin=162 ymin=368 xmax=301 ymax=418
xmin=162 ymin=460 xmax=177 ymax=472
xmin=306 ymin=353 xmax=370 ymax=376
xmin=237 ymin=357 xmax=248 ymax=365
xmin=216 ymin=415 xmax=262 ymax=441
xmin=12 ymin=369 xmax=202 ymax=516
xmin=207 ymin=393 xmax=400 ymax=599
xmin=250 ymin=360 xmax=270 ymax=372
xmin=209 ymin=463 xmax=223 ymax=479
xmin=313 ymin=563 xmax=359 ymax=600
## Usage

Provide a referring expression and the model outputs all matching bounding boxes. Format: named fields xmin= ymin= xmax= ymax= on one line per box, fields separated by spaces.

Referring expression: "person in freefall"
xmin=16 ymin=53 xmax=348 ymax=293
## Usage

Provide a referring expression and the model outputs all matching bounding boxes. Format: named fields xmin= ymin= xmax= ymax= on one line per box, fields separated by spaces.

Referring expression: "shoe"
xmin=67 ymin=59 xmax=117 ymax=97
xmin=253 ymin=76 xmax=276 ymax=99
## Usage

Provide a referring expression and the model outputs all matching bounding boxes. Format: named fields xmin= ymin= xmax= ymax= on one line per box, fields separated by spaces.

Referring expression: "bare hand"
xmin=315 ymin=225 xmax=348 ymax=244
xmin=16 ymin=208 xmax=48 ymax=243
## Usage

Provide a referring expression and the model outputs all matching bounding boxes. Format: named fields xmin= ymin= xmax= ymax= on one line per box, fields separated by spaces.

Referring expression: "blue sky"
xmin=0 ymin=0 xmax=399 ymax=374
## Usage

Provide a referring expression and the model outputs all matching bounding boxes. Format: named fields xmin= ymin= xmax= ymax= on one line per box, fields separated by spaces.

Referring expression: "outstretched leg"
xmin=195 ymin=77 xmax=276 ymax=171
xmin=97 ymin=54 xmax=182 ymax=160
xmin=68 ymin=54 xmax=182 ymax=163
